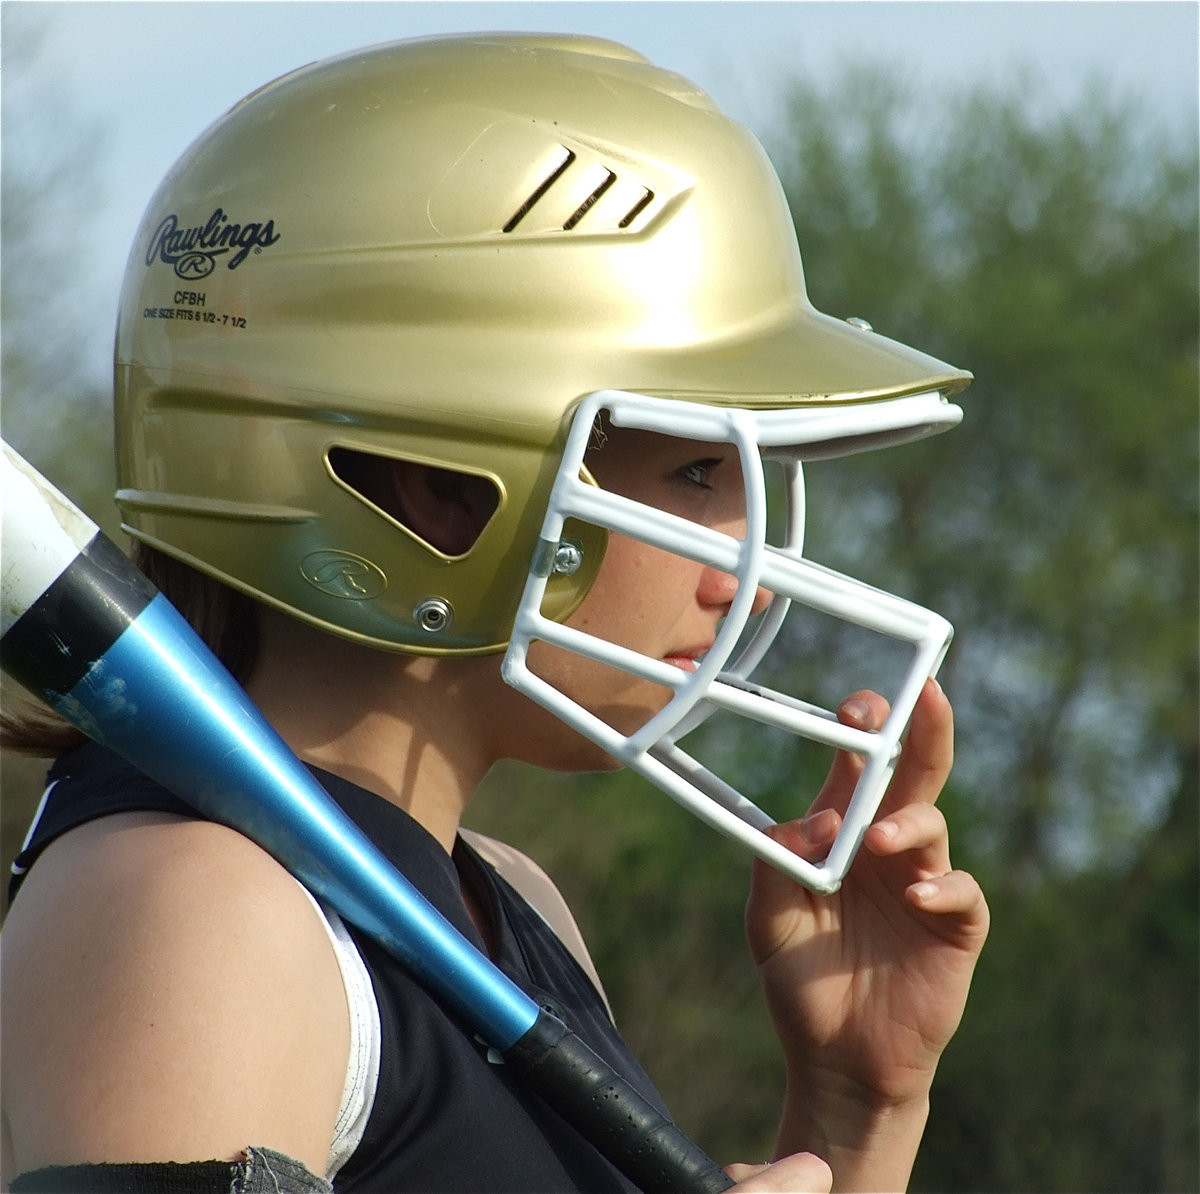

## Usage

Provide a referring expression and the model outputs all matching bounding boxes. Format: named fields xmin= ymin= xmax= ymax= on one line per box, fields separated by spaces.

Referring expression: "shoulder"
xmin=459 ymin=829 xmax=611 ymax=1019
xmin=1 ymin=812 xmax=348 ymax=1180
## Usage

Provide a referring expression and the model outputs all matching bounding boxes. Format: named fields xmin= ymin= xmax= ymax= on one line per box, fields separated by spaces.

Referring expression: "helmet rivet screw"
xmin=552 ymin=540 xmax=584 ymax=576
xmin=415 ymin=597 xmax=453 ymax=633
xmin=845 ymin=316 xmax=873 ymax=332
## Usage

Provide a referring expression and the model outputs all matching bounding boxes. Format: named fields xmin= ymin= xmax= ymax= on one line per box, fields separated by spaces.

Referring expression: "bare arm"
xmin=0 ymin=812 xmax=350 ymax=1182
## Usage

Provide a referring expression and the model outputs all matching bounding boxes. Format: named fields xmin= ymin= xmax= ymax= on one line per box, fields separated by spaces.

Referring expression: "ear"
xmin=328 ymin=448 xmax=498 ymax=556
xmin=392 ymin=461 xmax=498 ymax=556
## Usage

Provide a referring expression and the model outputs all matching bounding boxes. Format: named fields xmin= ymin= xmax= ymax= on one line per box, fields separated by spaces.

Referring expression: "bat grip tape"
xmin=505 ymin=1009 xmax=734 ymax=1193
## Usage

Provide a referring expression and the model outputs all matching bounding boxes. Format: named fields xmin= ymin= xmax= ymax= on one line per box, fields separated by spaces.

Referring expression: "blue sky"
xmin=3 ymin=1 xmax=1196 ymax=389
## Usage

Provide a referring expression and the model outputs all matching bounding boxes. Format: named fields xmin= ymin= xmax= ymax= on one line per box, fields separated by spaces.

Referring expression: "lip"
xmin=663 ymin=645 xmax=712 ymax=674
xmin=663 ymin=656 xmax=700 ymax=673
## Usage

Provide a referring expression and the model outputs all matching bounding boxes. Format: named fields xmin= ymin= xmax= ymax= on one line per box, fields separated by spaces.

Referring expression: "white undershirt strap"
xmin=292 ymin=881 xmax=382 ymax=1181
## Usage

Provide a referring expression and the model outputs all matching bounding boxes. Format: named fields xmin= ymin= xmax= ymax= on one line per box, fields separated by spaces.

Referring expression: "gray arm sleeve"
xmin=10 ymin=1147 xmax=332 ymax=1194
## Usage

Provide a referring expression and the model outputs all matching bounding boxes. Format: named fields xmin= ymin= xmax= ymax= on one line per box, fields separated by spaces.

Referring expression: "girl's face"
xmin=522 ymin=423 xmax=770 ymax=749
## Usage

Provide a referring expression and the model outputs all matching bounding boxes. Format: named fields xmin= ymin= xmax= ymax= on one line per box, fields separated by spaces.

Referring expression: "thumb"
xmin=745 ymin=812 xmax=840 ymax=965
xmin=726 ymin=1152 xmax=833 ymax=1192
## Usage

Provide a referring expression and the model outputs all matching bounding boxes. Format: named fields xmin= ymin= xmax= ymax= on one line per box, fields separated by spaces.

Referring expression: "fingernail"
xmin=910 ymin=881 xmax=938 ymax=903
xmin=840 ymin=698 xmax=870 ymax=724
xmin=874 ymin=819 xmax=898 ymax=840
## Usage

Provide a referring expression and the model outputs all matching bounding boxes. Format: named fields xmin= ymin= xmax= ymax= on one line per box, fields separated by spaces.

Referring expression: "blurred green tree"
xmin=1 ymin=4 xmax=112 ymax=500
xmin=772 ymin=68 xmax=1197 ymax=892
xmin=1 ymin=4 xmax=114 ymax=874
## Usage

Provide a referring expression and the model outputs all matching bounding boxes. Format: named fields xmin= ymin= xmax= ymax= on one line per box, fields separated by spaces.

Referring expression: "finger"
xmin=726 ymin=1152 xmax=834 ymax=1193
xmin=863 ymin=801 xmax=952 ymax=875
xmin=805 ymin=690 xmax=891 ymax=817
xmin=906 ymin=868 xmax=991 ymax=931
xmin=725 ymin=1163 xmax=771 ymax=1184
xmin=764 ymin=808 xmax=842 ymax=864
xmin=882 ymin=678 xmax=954 ymax=811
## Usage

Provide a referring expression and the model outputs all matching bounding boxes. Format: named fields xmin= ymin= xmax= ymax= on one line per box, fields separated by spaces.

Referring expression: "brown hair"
xmin=1 ymin=543 xmax=261 ymax=757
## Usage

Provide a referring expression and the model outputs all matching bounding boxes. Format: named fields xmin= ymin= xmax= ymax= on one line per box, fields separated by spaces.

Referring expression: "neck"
xmin=245 ymin=608 xmax=498 ymax=854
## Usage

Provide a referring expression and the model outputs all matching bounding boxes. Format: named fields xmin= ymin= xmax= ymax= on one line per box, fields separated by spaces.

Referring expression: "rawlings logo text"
xmin=146 ymin=208 xmax=281 ymax=279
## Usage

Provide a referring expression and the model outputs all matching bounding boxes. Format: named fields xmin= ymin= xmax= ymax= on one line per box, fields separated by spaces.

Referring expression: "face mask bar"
xmin=503 ymin=389 xmax=960 ymax=893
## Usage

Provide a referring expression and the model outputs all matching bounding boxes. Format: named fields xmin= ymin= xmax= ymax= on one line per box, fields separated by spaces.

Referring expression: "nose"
xmin=698 ymin=564 xmax=771 ymax=617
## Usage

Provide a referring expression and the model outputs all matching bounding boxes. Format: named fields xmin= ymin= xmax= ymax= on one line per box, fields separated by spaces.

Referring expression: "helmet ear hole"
xmin=327 ymin=447 xmax=500 ymax=558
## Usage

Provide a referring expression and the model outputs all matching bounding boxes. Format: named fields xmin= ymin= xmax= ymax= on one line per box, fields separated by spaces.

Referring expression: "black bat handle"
xmin=506 ymin=1010 xmax=734 ymax=1193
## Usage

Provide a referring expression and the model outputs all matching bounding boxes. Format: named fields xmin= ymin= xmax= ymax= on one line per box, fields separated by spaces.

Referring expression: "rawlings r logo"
xmin=300 ymin=550 xmax=388 ymax=601
xmin=147 ymin=208 xmax=281 ymax=279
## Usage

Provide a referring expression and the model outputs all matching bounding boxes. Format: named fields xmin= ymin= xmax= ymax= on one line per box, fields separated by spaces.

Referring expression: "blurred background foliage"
xmin=3 ymin=16 xmax=1197 ymax=1194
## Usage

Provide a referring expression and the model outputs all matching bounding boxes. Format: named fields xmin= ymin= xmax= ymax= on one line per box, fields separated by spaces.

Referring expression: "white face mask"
xmin=503 ymin=388 xmax=961 ymax=892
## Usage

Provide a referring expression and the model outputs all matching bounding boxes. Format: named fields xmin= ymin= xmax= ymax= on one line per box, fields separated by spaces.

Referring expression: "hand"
xmin=726 ymin=1152 xmax=833 ymax=1192
xmin=745 ymin=680 xmax=989 ymax=1184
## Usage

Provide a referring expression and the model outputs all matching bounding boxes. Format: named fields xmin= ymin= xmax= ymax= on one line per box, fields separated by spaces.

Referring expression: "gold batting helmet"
xmin=115 ymin=33 xmax=969 ymax=656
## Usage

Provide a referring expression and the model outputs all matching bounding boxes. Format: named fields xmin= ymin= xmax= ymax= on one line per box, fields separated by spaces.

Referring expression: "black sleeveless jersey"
xmin=10 ymin=743 xmax=673 ymax=1193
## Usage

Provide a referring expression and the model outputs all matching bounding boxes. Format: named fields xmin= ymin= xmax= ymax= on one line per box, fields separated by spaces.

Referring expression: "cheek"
xmin=525 ymin=539 xmax=682 ymax=727
xmin=566 ymin=534 xmax=691 ymax=646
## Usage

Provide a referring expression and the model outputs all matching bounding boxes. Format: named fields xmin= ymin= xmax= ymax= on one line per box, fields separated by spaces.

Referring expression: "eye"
xmin=679 ymin=458 xmax=722 ymax=490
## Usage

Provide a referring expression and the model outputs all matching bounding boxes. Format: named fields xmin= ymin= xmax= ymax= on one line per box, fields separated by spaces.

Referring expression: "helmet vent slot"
xmin=563 ymin=170 xmax=617 ymax=230
xmin=327 ymin=447 xmax=500 ymax=558
xmin=503 ymin=148 xmax=578 ymax=232
xmin=618 ymin=188 xmax=655 ymax=228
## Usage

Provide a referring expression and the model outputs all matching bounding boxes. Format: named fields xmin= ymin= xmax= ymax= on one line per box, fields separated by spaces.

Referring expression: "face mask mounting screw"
xmin=414 ymin=597 xmax=454 ymax=633
xmin=552 ymin=539 xmax=584 ymax=576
